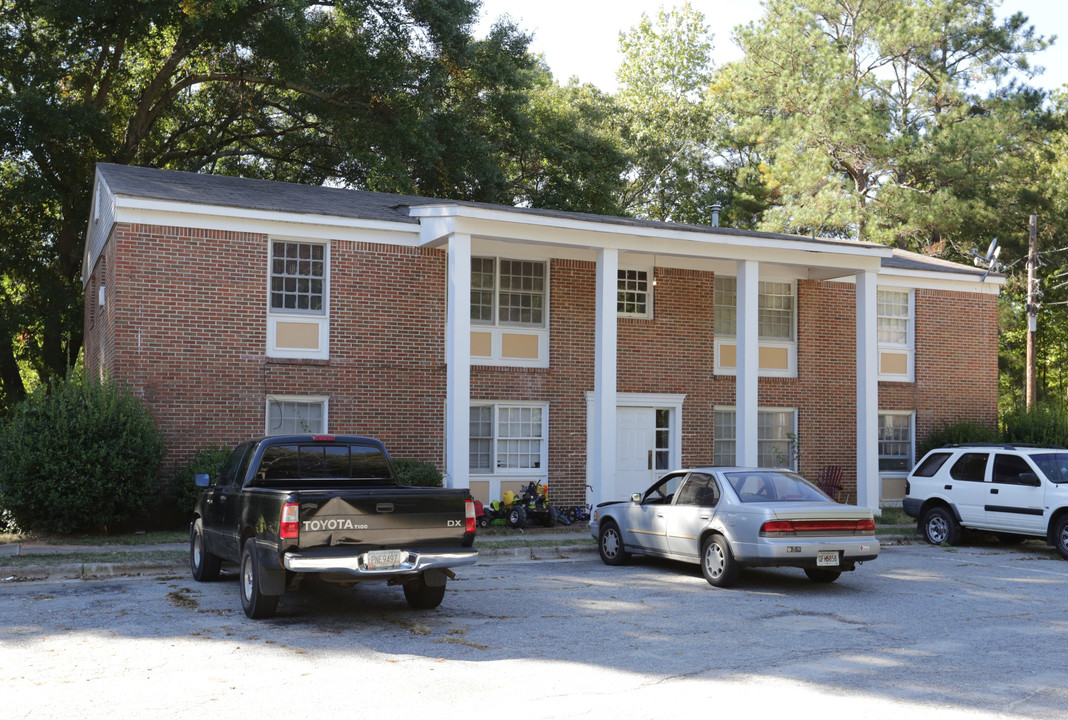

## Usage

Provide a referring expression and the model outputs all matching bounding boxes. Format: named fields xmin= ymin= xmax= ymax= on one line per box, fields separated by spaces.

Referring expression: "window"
xmin=471 ymin=258 xmax=546 ymax=327
xmin=266 ymin=396 xmax=327 ymax=435
xmin=618 ymin=269 xmax=652 ymax=317
xmin=469 ymin=404 xmax=547 ymax=473
xmin=1030 ymin=453 xmax=1068 ymax=484
xmin=878 ymin=289 xmax=910 ymax=346
xmin=713 ymin=408 xmax=797 ymax=469
xmin=714 ymin=277 xmax=795 ymax=341
xmin=271 ymin=241 xmax=325 ymax=314
xmin=950 ymin=453 xmax=989 ymax=482
xmin=675 ymin=472 xmax=719 ymax=506
xmin=878 ymin=413 xmax=913 ymax=472
xmin=993 ymin=454 xmax=1037 ymax=485
xmin=877 ymin=288 xmax=913 ymax=380
xmin=912 ymin=452 xmax=951 ymax=478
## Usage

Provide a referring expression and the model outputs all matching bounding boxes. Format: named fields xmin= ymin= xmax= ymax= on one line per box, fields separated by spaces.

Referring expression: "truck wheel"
xmin=240 ymin=541 xmax=280 ymax=619
xmin=1053 ymin=515 xmax=1068 ymax=560
xmin=403 ymin=573 xmax=446 ymax=609
xmin=507 ymin=506 xmax=526 ymax=529
xmin=189 ymin=519 xmax=221 ymax=582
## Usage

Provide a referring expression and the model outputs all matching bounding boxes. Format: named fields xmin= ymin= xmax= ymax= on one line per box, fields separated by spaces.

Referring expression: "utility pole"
xmin=1026 ymin=215 xmax=1038 ymax=410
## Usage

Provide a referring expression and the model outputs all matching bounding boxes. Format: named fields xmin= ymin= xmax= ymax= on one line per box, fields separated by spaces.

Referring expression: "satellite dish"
xmin=985 ymin=238 xmax=998 ymax=261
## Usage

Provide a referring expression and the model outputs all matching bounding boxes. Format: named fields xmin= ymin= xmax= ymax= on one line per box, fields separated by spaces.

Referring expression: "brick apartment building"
xmin=82 ymin=164 xmax=1001 ymax=510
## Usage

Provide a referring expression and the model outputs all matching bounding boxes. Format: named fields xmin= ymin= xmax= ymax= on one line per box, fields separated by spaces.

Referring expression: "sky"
xmin=474 ymin=0 xmax=1068 ymax=94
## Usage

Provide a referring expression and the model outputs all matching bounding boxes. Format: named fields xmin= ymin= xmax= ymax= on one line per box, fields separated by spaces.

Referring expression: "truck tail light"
xmin=280 ymin=503 xmax=300 ymax=539
xmin=465 ymin=500 xmax=476 ymax=534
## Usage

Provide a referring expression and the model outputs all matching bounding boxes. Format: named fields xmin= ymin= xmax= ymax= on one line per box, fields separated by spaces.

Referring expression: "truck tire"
xmin=240 ymin=541 xmax=280 ymax=619
xmin=189 ymin=519 xmax=221 ymax=582
xmin=403 ymin=573 xmax=446 ymax=609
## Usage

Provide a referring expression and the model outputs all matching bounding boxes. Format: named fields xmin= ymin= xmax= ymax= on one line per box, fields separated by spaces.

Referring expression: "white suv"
xmin=903 ymin=443 xmax=1068 ymax=558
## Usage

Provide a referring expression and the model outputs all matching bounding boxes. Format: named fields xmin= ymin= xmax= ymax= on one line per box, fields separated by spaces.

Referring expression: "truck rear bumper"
xmin=282 ymin=546 xmax=478 ymax=576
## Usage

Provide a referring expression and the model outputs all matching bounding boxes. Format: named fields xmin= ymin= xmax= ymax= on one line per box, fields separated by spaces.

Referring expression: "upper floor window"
xmin=618 ymin=269 xmax=652 ymax=318
xmin=878 ymin=289 xmax=910 ymax=347
xmin=471 ymin=258 xmax=546 ymax=327
xmin=271 ymin=241 xmax=325 ymax=314
xmin=714 ymin=277 xmax=795 ymax=341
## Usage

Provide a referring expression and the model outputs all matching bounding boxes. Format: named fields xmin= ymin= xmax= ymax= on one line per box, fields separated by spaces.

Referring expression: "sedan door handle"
xmin=699 ymin=514 xmax=710 ymax=520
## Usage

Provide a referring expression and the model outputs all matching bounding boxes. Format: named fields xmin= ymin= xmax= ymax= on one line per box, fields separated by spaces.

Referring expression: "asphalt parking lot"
xmin=2 ymin=539 xmax=1067 ymax=719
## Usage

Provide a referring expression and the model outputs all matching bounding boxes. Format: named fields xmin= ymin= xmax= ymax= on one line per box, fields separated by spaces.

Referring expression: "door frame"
xmin=585 ymin=392 xmax=686 ymax=504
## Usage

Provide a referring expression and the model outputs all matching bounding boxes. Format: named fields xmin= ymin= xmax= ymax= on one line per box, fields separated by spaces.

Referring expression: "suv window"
xmin=949 ymin=452 xmax=988 ymax=482
xmin=992 ymin=454 xmax=1036 ymax=485
xmin=913 ymin=452 xmax=951 ymax=477
xmin=1030 ymin=453 xmax=1068 ymax=484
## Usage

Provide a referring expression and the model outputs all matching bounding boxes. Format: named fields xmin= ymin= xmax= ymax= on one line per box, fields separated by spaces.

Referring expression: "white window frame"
xmin=266 ymin=238 xmax=330 ymax=360
xmin=877 ymin=287 xmax=914 ymax=382
xmin=468 ymin=255 xmax=550 ymax=368
xmin=713 ymin=406 xmax=798 ymax=470
xmin=877 ymin=411 xmax=915 ymax=474
xmin=617 ymin=267 xmax=653 ymax=319
xmin=713 ymin=276 xmax=798 ymax=378
xmin=265 ymin=395 xmax=329 ymax=436
xmin=469 ymin=401 xmax=549 ymax=476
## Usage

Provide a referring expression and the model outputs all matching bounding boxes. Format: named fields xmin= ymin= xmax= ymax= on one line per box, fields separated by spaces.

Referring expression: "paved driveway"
xmin=2 ymin=542 xmax=1066 ymax=719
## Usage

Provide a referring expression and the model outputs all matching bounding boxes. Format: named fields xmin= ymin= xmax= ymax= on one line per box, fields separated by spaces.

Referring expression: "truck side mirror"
xmin=195 ymin=473 xmax=211 ymax=488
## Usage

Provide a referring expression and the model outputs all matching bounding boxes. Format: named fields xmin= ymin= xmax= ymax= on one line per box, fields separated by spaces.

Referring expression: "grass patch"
xmin=876 ymin=507 xmax=911 ymax=525
xmin=2 ymin=530 xmax=188 ymax=546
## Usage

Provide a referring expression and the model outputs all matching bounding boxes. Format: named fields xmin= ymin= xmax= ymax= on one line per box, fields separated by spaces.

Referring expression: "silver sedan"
xmin=590 ymin=468 xmax=880 ymax=586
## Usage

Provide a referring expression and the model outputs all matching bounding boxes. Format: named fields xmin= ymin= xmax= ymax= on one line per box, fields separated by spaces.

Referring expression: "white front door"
xmin=617 ymin=407 xmax=657 ymax=498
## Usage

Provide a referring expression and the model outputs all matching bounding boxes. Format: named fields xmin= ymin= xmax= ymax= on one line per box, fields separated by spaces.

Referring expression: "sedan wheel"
xmin=701 ymin=534 xmax=739 ymax=588
xmin=597 ymin=522 xmax=630 ymax=566
xmin=921 ymin=506 xmax=961 ymax=546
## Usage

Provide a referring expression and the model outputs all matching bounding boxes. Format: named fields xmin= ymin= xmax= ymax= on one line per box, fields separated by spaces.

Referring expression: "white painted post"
xmin=736 ymin=260 xmax=759 ymax=467
xmin=592 ymin=248 xmax=618 ymax=506
xmin=856 ymin=271 xmax=879 ymax=510
xmin=445 ymin=233 xmax=472 ymax=490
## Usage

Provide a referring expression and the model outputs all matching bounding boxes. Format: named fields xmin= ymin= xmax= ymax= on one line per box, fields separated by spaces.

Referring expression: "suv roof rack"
xmin=940 ymin=442 xmax=1067 ymax=450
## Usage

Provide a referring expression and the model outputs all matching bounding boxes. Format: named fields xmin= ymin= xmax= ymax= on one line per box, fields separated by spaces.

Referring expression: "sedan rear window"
xmin=724 ymin=471 xmax=828 ymax=503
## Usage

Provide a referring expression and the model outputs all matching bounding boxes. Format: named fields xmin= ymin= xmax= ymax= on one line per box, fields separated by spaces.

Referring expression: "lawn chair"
xmin=815 ymin=465 xmax=843 ymax=502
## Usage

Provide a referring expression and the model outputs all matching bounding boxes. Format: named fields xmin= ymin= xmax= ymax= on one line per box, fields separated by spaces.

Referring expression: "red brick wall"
xmin=85 ymin=223 xmax=999 ymax=505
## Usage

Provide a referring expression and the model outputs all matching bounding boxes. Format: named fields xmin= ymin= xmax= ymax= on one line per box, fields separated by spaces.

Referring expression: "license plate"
xmin=366 ymin=549 xmax=405 ymax=570
xmin=816 ymin=551 xmax=839 ymax=567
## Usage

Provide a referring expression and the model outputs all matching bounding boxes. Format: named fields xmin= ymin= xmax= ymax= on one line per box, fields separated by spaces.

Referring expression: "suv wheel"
xmin=921 ymin=506 xmax=961 ymax=546
xmin=1053 ymin=515 xmax=1068 ymax=560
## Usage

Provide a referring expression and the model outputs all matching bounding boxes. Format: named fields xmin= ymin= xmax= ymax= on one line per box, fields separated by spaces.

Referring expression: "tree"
xmin=0 ymin=0 xmax=624 ymax=413
xmin=719 ymin=0 xmax=1053 ymax=253
xmin=614 ymin=2 xmax=735 ymax=225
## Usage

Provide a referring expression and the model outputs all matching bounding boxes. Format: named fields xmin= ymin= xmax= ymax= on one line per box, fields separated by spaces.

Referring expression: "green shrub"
xmin=918 ymin=419 xmax=1001 ymax=456
xmin=393 ymin=458 xmax=443 ymax=487
xmin=1002 ymin=404 xmax=1068 ymax=447
xmin=170 ymin=445 xmax=232 ymax=518
xmin=0 ymin=372 xmax=165 ymax=534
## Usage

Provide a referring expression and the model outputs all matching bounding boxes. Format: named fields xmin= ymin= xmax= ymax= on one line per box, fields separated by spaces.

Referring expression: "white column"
xmin=444 ymin=233 xmax=472 ymax=490
xmin=736 ymin=260 xmax=759 ymax=466
xmin=856 ymin=271 xmax=879 ymax=510
xmin=591 ymin=248 xmax=618 ymax=506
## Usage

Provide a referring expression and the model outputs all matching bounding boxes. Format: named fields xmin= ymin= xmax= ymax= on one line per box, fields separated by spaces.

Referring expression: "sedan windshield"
xmin=724 ymin=471 xmax=828 ymax=503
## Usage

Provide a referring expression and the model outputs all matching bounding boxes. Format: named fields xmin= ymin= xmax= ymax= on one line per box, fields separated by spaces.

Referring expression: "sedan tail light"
xmin=760 ymin=518 xmax=875 ymax=536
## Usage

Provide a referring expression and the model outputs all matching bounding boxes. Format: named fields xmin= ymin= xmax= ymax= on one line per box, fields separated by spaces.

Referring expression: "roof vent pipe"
xmin=711 ymin=203 xmax=723 ymax=227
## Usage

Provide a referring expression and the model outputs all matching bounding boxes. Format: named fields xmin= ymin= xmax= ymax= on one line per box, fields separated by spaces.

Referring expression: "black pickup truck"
xmin=189 ymin=434 xmax=477 ymax=618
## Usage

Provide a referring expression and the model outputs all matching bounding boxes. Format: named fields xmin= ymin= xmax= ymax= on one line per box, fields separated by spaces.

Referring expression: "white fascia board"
xmin=876 ymin=268 xmax=1004 ymax=295
xmin=113 ymin=196 xmax=420 ymax=244
xmin=411 ymin=206 xmax=891 ymax=270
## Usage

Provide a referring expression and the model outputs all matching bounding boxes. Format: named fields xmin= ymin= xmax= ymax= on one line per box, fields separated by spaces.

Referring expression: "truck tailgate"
xmin=295 ymin=487 xmax=470 ymax=549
